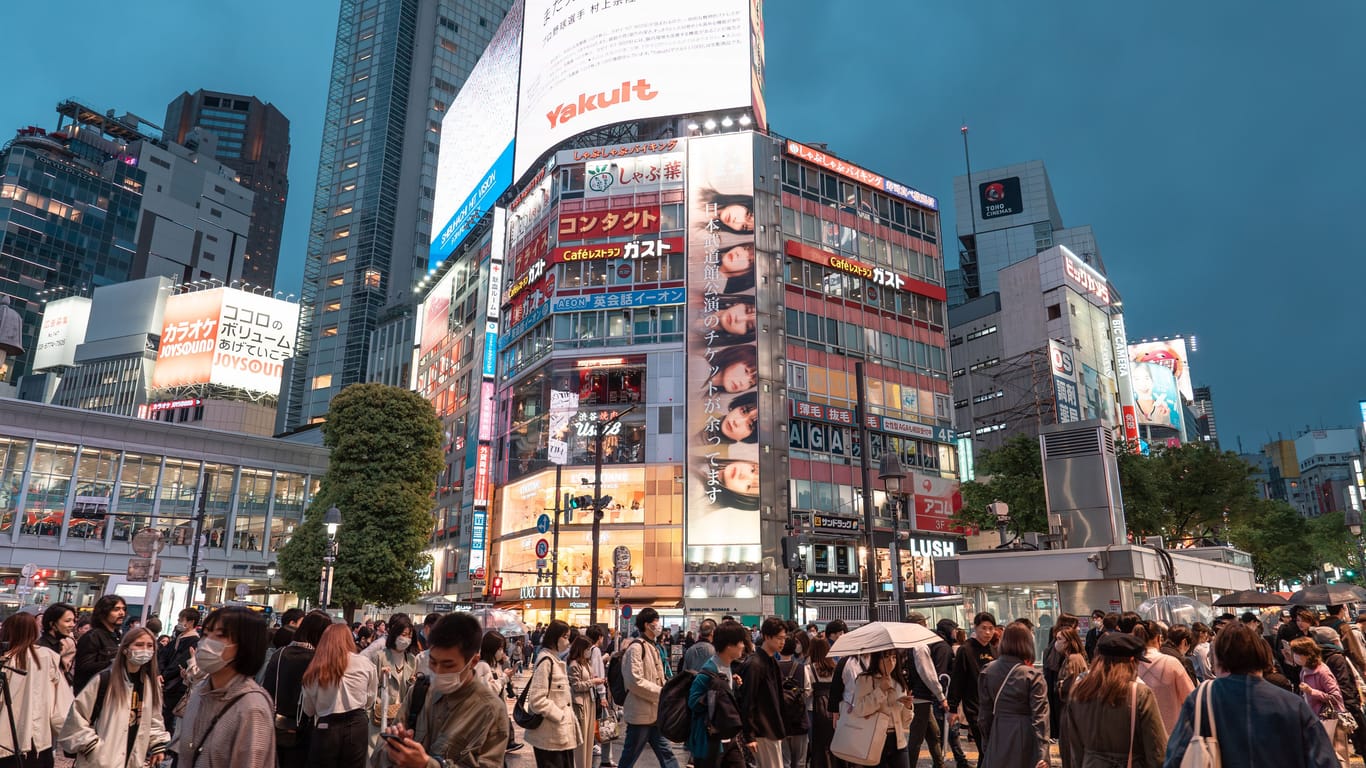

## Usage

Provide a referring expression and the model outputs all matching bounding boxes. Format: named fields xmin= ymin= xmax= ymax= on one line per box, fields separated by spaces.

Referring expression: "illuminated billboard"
xmin=1129 ymin=339 xmax=1193 ymax=402
xmin=150 ymin=288 xmax=298 ymax=396
xmin=31 ymin=296 xmax=92 ymax=371
xmin=1130 ymin=360 xmax=1184 ymax=434
xmin=428 ymin=0 xmax=524 ymax=270
xmin=686 ymin=132 xmax=760 ymax=548
xmin=516 ymin=0 xmax=756 ymax=178
xmin=1049 ymin=340 xmax=1081 ymax=424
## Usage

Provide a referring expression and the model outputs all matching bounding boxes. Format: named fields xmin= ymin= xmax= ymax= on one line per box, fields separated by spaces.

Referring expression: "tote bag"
xmin=830 ymin=710 xmax=890 ymax=766
xmin=1179 ymin=681 xmax=1220 ymax=768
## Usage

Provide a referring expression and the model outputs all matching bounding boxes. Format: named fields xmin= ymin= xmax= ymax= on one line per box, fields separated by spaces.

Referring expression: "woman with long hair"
xmin=699 ymin=295 xmax=757 ymax=347
xmin=849 ymin=649 xmax=915 ymax=768
xmin=476 ymin=631 xmax=523 ymax=753
xmin=1052 ymin=625 xmax=1088 ymax=706
xmin=0 ymin=612 xmax=71 ymax=767
xmin=978 ymin=623 xmax=1049 ymax=768
xmin=60 ymin=626 xmax=170 ymax=767
xmin=567 ymin=637 xmax=602 ymax=768
xmin=262 ymin=610 xmax=331 ymax=768
xmin=697 ymin=190 xmax=755 ymax=234
xmin=301 ymin=623 xmax=376 ymax=768
xmin=522 ymin=620 xmax=580 ymax=768
xmin=1133 ymin=621 xmax=1194 ymax=737
xmin=709 ymin=458 xmax=760 ymax=510
xmin=806 ymin=637 xmax=837 ymax=768
xmin=38 ymin=602 xmax=76 ymax=684
xmin=171 ymin=606 xmax=275 ymax=767
xmin=369 ymin=614 xmax=419 ymax=752
xmin=1059 ymin=633 xmax=1166 ymax=768
xmin=703 ymin=345 xmax=758 ymax=395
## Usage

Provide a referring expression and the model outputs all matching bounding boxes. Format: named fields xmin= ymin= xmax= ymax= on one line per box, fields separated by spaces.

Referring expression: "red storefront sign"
xmin=557 ymin=206 xmax=661 ymax=240
xmin=784 ymin=240 xmax=946 ymax=301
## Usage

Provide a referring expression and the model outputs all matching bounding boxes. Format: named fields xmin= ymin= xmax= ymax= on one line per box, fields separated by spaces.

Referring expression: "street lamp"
xmin=879 ymin=453 xmax=909 ymax=619
xmin=266 ymin=561 xmax=277 ymax=602
xmin=989 ymin=501 xmax=1011 ymax=548
xmin=320 ymin=506 xmax=341 ymax=608
xmin=1346 ymin=510 xmax=1364 ymax=584
xmin=590 ymin=405 xmax=636 ymax=627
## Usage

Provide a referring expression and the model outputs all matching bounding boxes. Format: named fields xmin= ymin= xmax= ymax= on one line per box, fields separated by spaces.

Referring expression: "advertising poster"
xmin=1128 ymin=339 xmax=1194 ymax=402
xmin=517 ymin=0 xmax=752 ymax=177
xmin=547 ymin=389 xmax=579 ymax=466
xmin=686 ymin=134 xmax=759 ymax=547
xmin=429 ymin=0 xmax=523 ymax=269
xmin=1110 ymin=314 xmax=1139 ymax=444
xmin=1048 ymin=339 xmax=1081 ymax=424
xmin=151 ymin=288 xmax=298 ymax=395
xmin=151 ymin=290 xmax=223 ymax=389
xmin=1131 ymin=361 xmax=1185 ymax=434
xmin=978 ymin=176 xmax=1023 ymax=219
xmin=31 ymin=296 xmax=92 ymax=371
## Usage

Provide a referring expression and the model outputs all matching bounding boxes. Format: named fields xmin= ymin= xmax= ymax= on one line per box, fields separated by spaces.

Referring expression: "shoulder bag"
xmin=829 ymin=679 xmax=891 ymax=766
xmin=514 ymin=656 xmax=553 ymax=729
xmin=1179 ymin=680 xmax=1220 ymax=768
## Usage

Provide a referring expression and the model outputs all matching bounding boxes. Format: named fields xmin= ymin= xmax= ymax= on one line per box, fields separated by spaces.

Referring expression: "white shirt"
xmin=841 ymin=655 xmax=867 ymax=713
xmin=302 ymin=653 xmax=378 ymax=717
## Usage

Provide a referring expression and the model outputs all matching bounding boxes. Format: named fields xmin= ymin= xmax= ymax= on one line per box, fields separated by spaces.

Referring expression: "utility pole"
xmin=855 ymin=362 xmax=879 ymax=621
xmin=550 ymin=464 xmax=563 ymax=619
xmin=590 ymin=405 xmax=635 ymax=627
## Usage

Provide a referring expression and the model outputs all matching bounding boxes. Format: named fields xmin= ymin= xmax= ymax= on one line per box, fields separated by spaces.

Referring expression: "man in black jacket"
xmin=948 ymin=612 xmax=998 ymax=755
xmin=72 ymin=594 xmax=124 ymax=692
xmin=161 ymin=607 xmax=202 ymax=730
xmin=740 ymin=617 xmax=787 ymax=768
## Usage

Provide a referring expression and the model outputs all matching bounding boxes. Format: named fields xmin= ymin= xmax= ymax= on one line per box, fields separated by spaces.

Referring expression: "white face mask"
xmin=431 ymin=660 xmax=472 ymax=695
xmin=395 ymin=636 xmax=412 ymax=652
xmin=128 ymin=649 xmax=155 ymax=668
xmin=196 ymin=636 xmax=233 ymax=675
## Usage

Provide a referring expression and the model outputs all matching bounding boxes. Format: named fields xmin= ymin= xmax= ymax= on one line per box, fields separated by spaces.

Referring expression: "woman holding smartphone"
xmin=849 ymin=649 xmax=915 ymax=768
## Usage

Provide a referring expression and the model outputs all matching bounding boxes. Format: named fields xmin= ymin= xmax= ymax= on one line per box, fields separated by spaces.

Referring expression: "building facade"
xmin=0 ymin=398 xmax=327 ymax=624
xmin=1293 ymin=427 xmax=1360 ymax=518
xmin=164 ymin=91 xmax=291 ymax=291
xmin=282 ymin=0 xmax=513 ymax=432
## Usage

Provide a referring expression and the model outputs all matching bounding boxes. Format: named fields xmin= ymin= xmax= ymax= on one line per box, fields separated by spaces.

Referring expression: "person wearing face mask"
xmin=301 ymin=624 xmax=376 ymax=768
xmin=172 ymin=606 xmax=275 ymax=768
xmin=369 ymin=615 xmax=420 ymax=755
xmin=377 ymin=612 xmax=509 ymax=768
xmin=60 ymin=626 xmax=170 ymax=768
xmin=522 ymin=620 xmax=581 ymax=768
xmin=0 ymin=612 xmax=72 ymax=767
xmin=39 ymin=601 xmax=78 ymax=684
xmin=161 ymin=607 xmax=202 ymax=733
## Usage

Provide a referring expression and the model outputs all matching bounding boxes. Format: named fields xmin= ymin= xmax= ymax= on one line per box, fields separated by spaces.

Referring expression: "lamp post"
xmin=990 ymin=501 xmax=1011 ymax=549
xmin=590 ymin=405 xmax=635 ymax=627
xmin=319 ymin=506 xmax=341 ymax=609
xmin=854 ymin=361 xmax=880 ymax=621
xmin=879 ymin=453 xmax=908 ymax=620
xmin=266 ymin=561 xmax=277 ymax=605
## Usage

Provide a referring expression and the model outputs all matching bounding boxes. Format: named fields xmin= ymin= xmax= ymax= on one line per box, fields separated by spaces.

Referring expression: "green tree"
xmin=1228 ymin=500 xmax=1316 ymax=586
xmin=956 ymin=434 xmax=1047 ymax=537
xmin=277 ymin=384 xmax=443 ymax=621
xmin=1119 ymin=443 xmax=1264 ymax=545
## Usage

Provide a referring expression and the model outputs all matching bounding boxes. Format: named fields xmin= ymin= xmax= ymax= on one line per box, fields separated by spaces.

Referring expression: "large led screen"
xmin=151 ymin=288 xmax=298 ymax=396
xmin=516 ymin=0 xmax=754 ymax=178
xmin=429 ymin=0 xmax=524 ymax=270
xmin=685 ymin=133 xmax=759 ymax=548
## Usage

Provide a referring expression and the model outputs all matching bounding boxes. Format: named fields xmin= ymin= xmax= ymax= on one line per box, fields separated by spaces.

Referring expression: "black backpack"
xmin=703 ymin=671 xmax=744 ymax=740
xmin=607 ymin=639 xmax=639 ymax=706
xmin=826 ymin=656 xmax=853 ymax=714
xmin=658 ymin=668 xmax=698 ymax=743
xmin=777 ymin=658 xmax=809 ymax=735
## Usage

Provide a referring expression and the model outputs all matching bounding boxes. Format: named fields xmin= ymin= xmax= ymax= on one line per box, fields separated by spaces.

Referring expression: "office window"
xmin=312 ymin=375 xmax=333 ymax=390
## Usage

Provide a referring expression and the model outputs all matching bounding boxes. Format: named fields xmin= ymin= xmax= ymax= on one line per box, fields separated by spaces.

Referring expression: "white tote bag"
xmin=830 ymin=710 xmax=891 ymax=767
xmin=1179 ymin=680 xmax=1221 ymax=768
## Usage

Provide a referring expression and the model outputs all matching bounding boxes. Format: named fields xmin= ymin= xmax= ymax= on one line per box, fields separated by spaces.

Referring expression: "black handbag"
xmin=514 ymin=656 xmax=552 ymax=729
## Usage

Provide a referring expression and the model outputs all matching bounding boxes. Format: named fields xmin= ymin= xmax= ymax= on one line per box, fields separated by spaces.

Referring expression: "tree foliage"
xmin=1227 ymin=500 xmax=1317 ymax=585
xmin=957 ymin=435 xmax=1047 ymax=537
xmin=277 ymin=384 xmax=443 ymax=619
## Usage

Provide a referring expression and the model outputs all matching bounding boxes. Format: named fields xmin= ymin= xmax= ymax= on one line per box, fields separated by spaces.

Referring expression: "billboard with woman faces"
xmin=686 ymin=134 xmax=760 ymax=548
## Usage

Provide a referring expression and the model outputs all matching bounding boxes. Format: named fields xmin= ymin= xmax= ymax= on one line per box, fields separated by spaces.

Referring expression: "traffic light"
xmin=781 ymin=536 xmax=806 ymax=572
xmin=568 ymin=495 xmax=594 ymax=510
xmin=596 ymin=495 xmax=613 ymax=510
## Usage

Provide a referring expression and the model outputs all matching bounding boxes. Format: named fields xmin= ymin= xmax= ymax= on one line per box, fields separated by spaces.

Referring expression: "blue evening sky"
xmin=3 ymin=1 xmax=1363 ymax=450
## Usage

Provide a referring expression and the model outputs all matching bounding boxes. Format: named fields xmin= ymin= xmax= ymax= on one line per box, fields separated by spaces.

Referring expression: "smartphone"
xmin=380 ymin=733 xmax=408 ymax=746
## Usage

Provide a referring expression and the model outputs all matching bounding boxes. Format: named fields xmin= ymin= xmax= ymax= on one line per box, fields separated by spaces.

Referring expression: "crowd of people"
xmin=0 ymin=597 xmax=1359 ymax=768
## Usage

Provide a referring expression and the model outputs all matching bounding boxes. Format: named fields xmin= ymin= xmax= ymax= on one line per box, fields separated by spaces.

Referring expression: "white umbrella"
xmin=827 ymin=621 xmax=943 ymax=656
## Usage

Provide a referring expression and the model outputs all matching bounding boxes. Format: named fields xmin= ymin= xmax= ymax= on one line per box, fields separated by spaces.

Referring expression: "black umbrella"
xmin=1213 ymin=590 xmax=1288 ymax=607
xmin=1288 ymin=584 xmax=1366 ymax=605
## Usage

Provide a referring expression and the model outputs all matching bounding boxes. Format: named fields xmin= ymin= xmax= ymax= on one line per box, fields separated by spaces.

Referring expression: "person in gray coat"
xmin=978 ymin=623 xmax=1049 ymax=768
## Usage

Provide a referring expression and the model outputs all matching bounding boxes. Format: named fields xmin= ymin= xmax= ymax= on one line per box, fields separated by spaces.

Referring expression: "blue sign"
xmin=537 ymin=514 xmax=551 ymax=534
xmin=551 ymin=288 xmax=685 ymax=313
xmin=499 ymin=302 xmax=550 ymax=351
xmin=621 ymin=605 xmax=633 ymax=619
xmin=428 ymin=141 xmax=515 ymax=271
xmin=482 ymin=322 xmax=498 ymax=379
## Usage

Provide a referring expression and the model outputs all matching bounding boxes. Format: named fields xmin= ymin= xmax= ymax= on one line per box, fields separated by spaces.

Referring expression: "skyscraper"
xmin=281 ymin=0 xmax=513 ymax=431
xmin=164 ymin=90 xmax=291 ymax=291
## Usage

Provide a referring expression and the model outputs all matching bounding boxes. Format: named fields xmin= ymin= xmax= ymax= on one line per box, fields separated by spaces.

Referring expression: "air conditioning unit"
xmin=1039 ymin=420 xmax=1126 ymax=548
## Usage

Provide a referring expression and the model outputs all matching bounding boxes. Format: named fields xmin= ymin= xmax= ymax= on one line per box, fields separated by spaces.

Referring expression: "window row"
xmin=781 ymin=207 xmax=941 ymax=285
xmin=784 ymin=258 xmax=946 ymax=327
xmin=780 ymin=160 xmax=939 ymax=244
xmin=785 ymin=309 xmax=948 ymax=376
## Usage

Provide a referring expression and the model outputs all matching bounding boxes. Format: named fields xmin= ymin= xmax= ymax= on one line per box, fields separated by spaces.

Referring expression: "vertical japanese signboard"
xmin=686 ymin=134 xmax=760 ymax=547
xmin=1049 ymin=340 xmax=1081 ymax=424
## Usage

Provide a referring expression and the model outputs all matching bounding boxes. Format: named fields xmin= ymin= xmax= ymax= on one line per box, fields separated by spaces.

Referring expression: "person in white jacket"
xmin=522 ymin=620 xmax=580 ymax=768
xmin=59 ymin=625 xmax=170 ymax=767
xmin=0 ymin=612 xmax=72 ymax=766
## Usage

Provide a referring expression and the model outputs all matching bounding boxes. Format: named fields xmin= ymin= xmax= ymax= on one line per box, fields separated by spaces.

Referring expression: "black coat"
xmin=161 ymin=631 xmax=200 ymax=709
xmin=1322 ymin=648 xmax=1361 ymax=711
xmin=72 ymin=625 xmax=120 ymax=693
xmin=739 ymin=649 xmax=786 ymax=740
xmin=263 ymin=644 xmax=316 ymax=720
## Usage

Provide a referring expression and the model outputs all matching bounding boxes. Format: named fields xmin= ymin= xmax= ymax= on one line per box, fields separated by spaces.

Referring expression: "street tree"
xmin=1228 ymin=500 xmax=1316 ymax=586
xmin=957 ymin=434 xmax=1048 ymax=538
xmin=277 ymin=383 xmax=443 ymax=621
